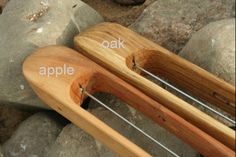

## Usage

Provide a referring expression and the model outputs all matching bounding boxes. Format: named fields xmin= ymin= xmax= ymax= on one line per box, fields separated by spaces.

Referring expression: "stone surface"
xmin=179 ymin=19 xmax=235 ymax=126
xmin=180 ymin=19 xmax=235 ymax=85
xmin=130 ymin=0 xmax=235 ymax=53
xmin=2 ymin=112 xmax=67 ymax=157
xmin=113 ymin=0 xmax=145 ymax=5
xmin=0 ymin=145 xmax=3 ymax=157
xmin=45 ymin=124 xmax=100 ymax=157
xmin=0 ymin=0 xmax=103 ymax=109
xmin=82 ymin=0 xmax=155 ymax=26
xmin=0 ymin=105 xmax=33 ymax=143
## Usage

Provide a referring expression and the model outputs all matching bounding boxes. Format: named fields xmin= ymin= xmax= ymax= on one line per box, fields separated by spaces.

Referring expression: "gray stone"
xmin=0 ymin=0 xmax=103 ymax=109
xmin=45 ymin=124 xmax=99 ymax=157
xmin=0 ymin=105 xmax=33 ymax=144
xmin=130 ymin=0 xmax=235 ymax=53
xmin=0 ymin=145 xmax=3 ymax=157
xmin=179 ymin=19 xmax=235 ymax=125
xmin=2 ymin=112 xmax=67 ymax=157
xmin=180 ymin=19 xmax=235 ymax=85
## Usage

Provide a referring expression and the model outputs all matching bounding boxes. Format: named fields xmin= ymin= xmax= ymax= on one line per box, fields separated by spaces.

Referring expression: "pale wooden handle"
xmin=130 ymin=49 xmax=235 ymax=116
xmin=74 ymin=22 xmax=235 ymax=150
xmin=35 ymin=85 xmax=152 ymax=157
xmin=22 ymin=46 xmax=152 ymax=157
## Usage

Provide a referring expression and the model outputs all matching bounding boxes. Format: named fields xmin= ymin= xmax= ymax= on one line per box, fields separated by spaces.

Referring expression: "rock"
xmin=179 ymin=19 xmax=235 ymax=126
xmin=2 ymin=112 xmax=68 ymax=157
xmin=0 ymin=0 xmax=8 ymax=13
xmin=82 ymin=0 xmax=155 ymax=27
xmin=0 ymin=145 xmax=3 ymax=157
xmin=113 ymin=0 xmax=145 ymax=5
xmin=0 ymin=0 xmax=103 ymax=109
xmin=45 ymin=124 xmax=100 ymax=157
xmin=130 ymin=0 xmax=235 ymax=53
xmin=0 ymin=105 xmax=33 ymax=143
xmin=180 ymin=19 xmax=235 ymax=85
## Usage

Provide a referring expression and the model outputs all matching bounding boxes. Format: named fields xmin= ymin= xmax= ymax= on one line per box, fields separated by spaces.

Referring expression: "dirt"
xmin=0 ymin=0 xmax=8 ymax=14
xmin=82 ymin=0 xmax=155 ymax=26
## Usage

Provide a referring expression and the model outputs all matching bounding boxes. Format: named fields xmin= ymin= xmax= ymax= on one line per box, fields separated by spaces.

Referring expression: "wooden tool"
xmin=74 ymin=22 xmax=235 ymax=150
xmin=23 ymin=46 xmax=235 ymax=157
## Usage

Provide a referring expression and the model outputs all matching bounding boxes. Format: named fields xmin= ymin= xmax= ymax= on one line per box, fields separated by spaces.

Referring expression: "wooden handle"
xmin=74 ymin=22 xmax=235 ymax=150
xmin=23 ymin=46 xmax=235 ymax=157
xmin=23 ymin=46 xmax=152 ymax=157
xmin=130 ymin=49 xmax=235 ymax=116
xmin=75 ymin=22 xmax=235 ymax=116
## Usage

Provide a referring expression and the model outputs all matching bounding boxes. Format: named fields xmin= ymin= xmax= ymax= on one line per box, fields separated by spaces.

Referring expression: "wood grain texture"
xmin=23 ymin=46 xmax=235 ymax=157
xmin=74 ymin=22 xmax=235 ymax=150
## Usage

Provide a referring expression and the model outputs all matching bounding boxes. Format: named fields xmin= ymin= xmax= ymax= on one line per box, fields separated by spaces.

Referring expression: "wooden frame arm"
xmin=74 ymin=22 xmax=235 ymax=150
xmin=23 ymin=46 xmax=235 ymax=157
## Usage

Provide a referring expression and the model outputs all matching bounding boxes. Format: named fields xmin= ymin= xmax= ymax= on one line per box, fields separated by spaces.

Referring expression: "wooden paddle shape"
xmin=74 ymin=22 xmax=235 ymax=150
xmin=23 ymin=46 xmax=234 ymax=157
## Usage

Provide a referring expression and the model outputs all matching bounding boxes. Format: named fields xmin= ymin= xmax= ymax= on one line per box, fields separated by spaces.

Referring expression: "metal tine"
xmin=134 ymin=64 xmax=235 ymax=125
xmin=80 ymin=87 xmax=180 ymax=157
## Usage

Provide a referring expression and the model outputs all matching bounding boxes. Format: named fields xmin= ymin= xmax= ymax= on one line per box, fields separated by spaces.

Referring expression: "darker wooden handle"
xmin=130 ymin=50 xmax=235 ymax=116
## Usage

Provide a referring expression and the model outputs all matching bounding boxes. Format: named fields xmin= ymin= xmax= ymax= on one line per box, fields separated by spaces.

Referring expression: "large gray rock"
xmin=2 ymin=112 xmax=67 ymax=157
xmin=0 ymin=105 xmax=32 ymax=144
xmin=130 ymin=0 xmax=235 ymax=53
xmin=180 ymin=19 xmax=235 ymax=85
xmin=0 ymin=0 xmax=103 ymax=109
xmin=179 ymin=19 xmax=235 ymax=126
xmin=45 ymin=124 xmax=100 ymax=157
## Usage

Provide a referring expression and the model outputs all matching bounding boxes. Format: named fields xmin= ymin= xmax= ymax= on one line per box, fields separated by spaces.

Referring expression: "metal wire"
xmin=134 ymin=64 xmax=235 ymax=125
xmin=80 ymin=87 xmax=180 ymax=157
